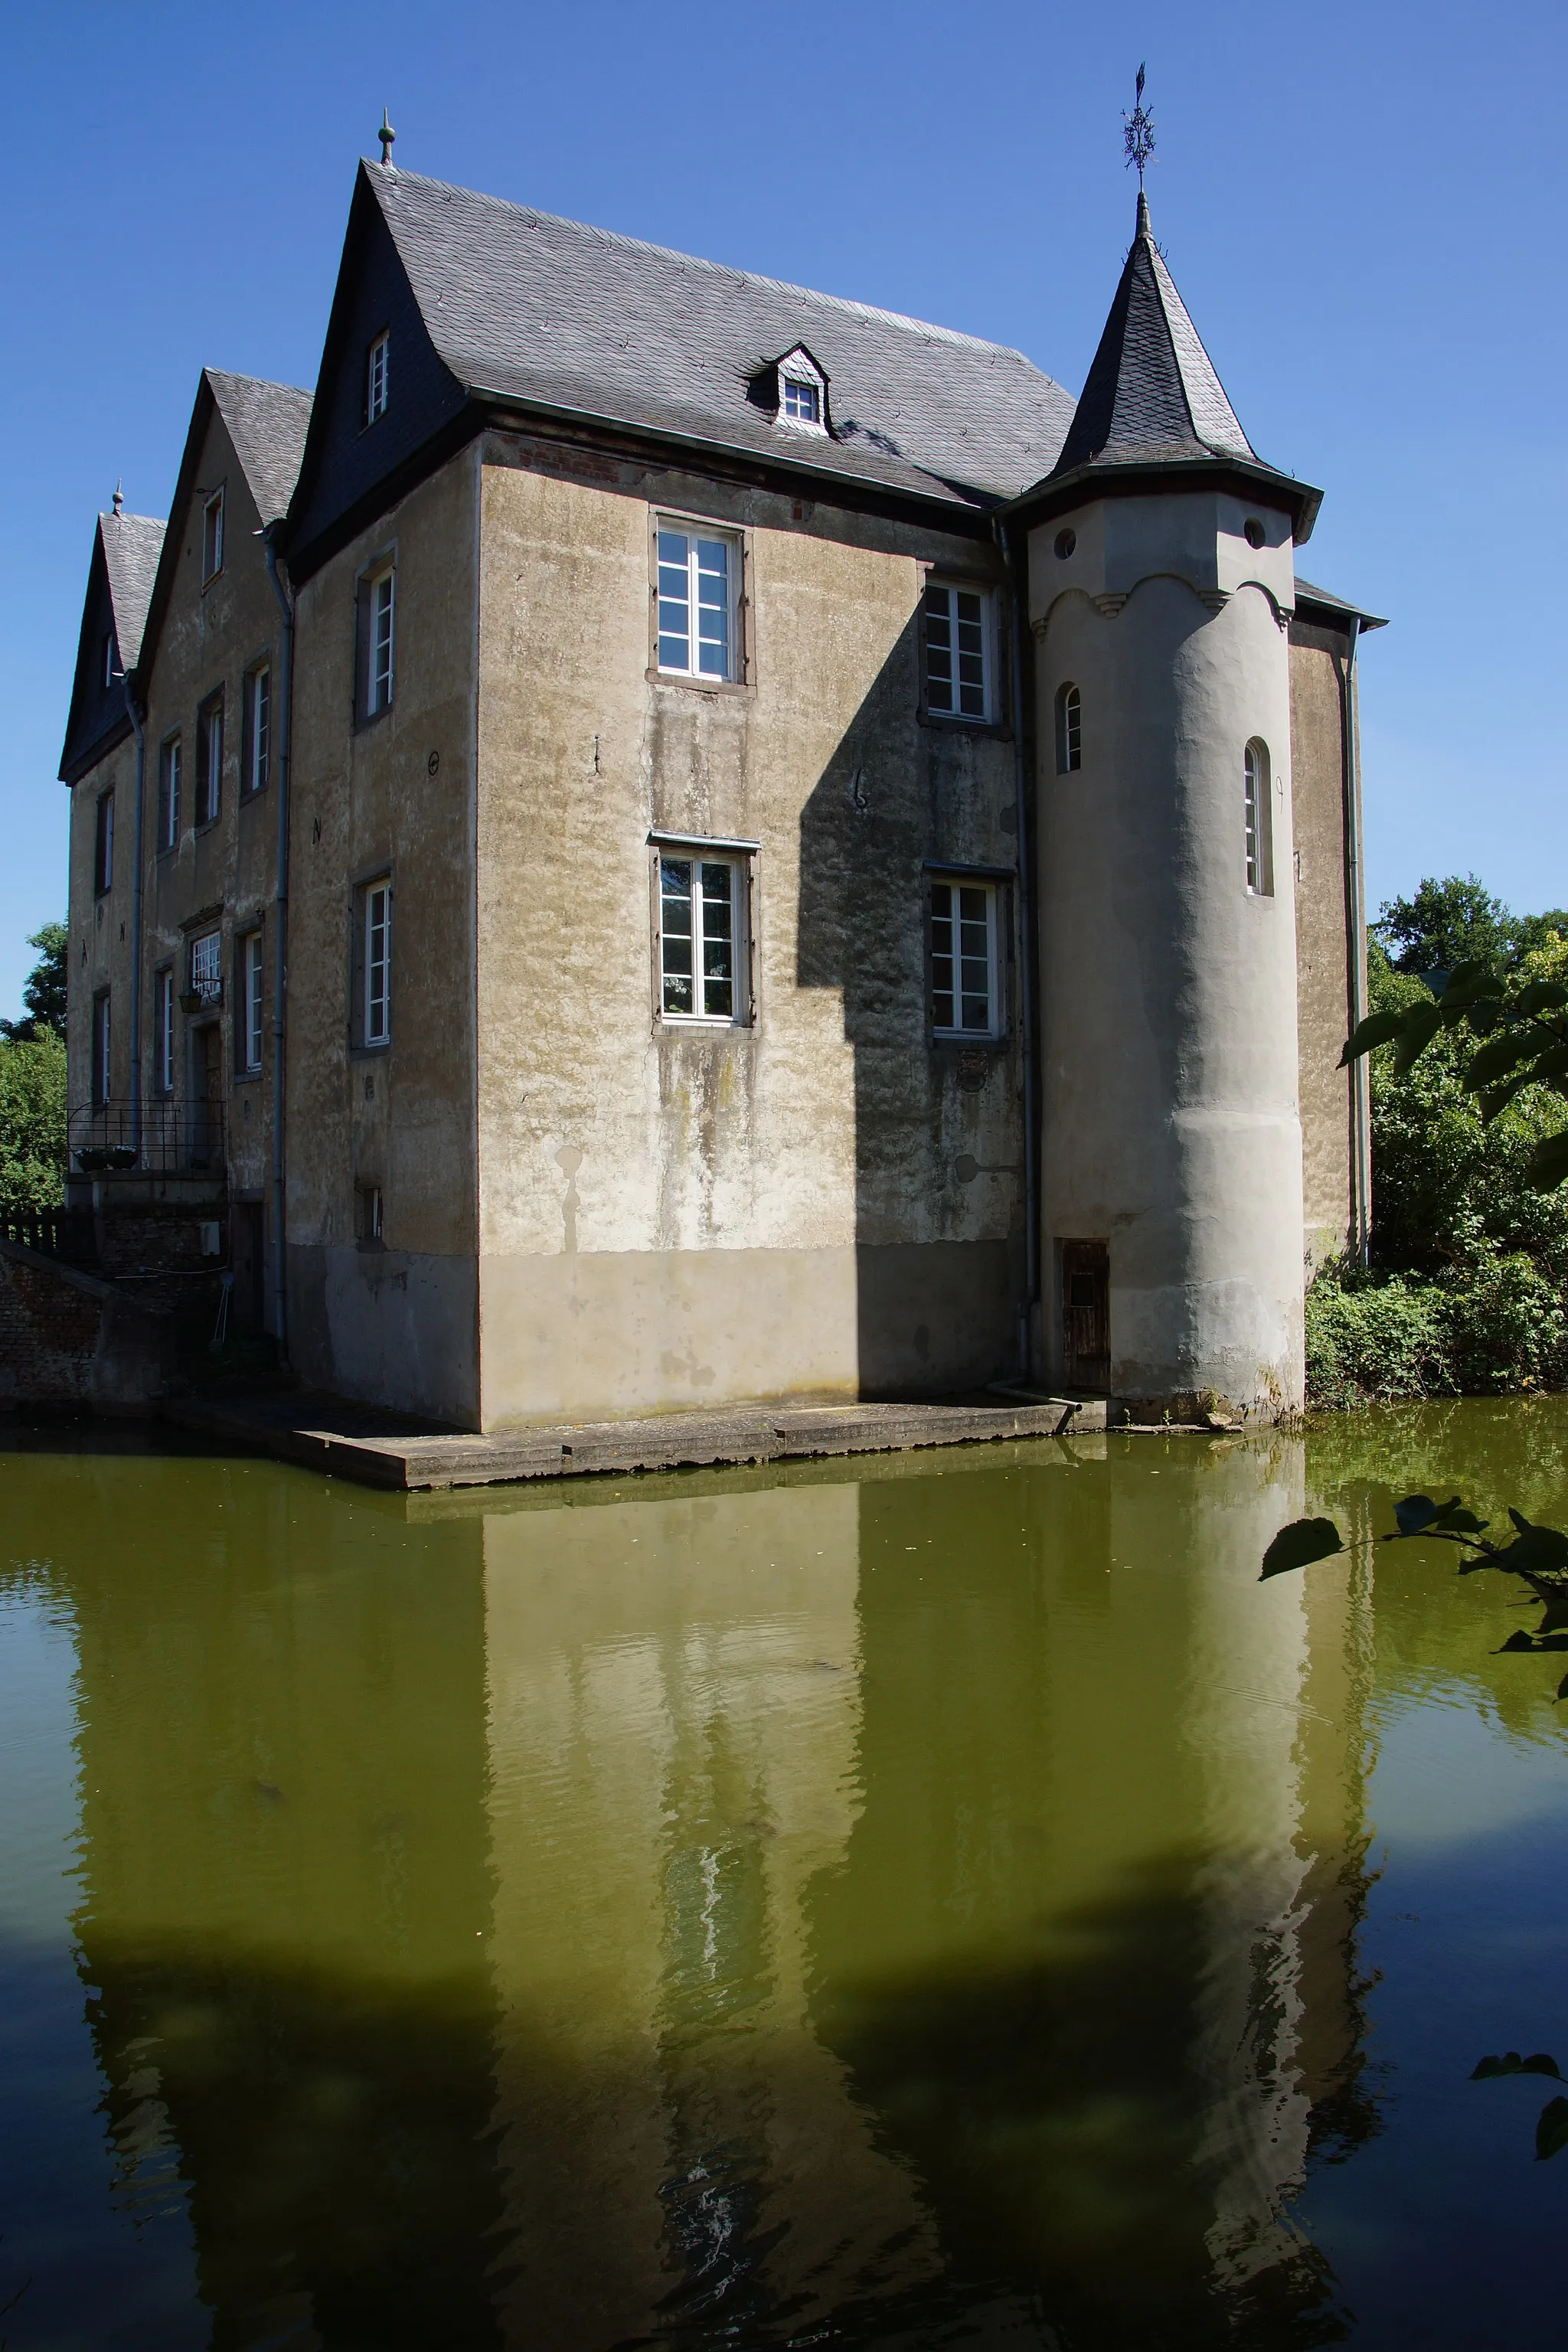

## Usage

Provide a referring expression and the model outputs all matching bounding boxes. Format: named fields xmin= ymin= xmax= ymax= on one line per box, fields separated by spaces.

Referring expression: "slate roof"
xmin=1295 ymin=576 xmax=1389 ymax=632
xmin=1050 ymin=194 xmax=1256 ymax=479
xmin=206 ymin=369 xmax=312 ymax=523
xmin=98 ymin=508 xmax=165 ymax=667
xmin=365 ymin=165 xmax=1076 ymax=507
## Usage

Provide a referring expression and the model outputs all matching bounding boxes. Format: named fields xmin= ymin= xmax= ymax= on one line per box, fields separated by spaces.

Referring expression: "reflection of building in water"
xmin=34 ymin=1434 xmax=1376 ymax=2348
xmin=480 ymin=1478 xmax=939 ymax=2346
xmin=808 ymin=1440 xmax=1377 ymax=2344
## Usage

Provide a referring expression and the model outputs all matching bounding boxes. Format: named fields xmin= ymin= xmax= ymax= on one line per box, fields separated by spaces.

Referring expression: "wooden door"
xmin=1061 ymin=1240 xmax=1109 ymax=1392
xmin=192 ymin=1025 xmax=222 ymax=1169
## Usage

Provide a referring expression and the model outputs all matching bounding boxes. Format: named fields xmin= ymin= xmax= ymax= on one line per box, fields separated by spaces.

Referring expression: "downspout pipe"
xmin=996 ymin=517 xmax=1040 ymax=1373
xmin=263 ymin=528 xmax=294 ymax=1362
xmin=123 ymin=680 xmax=146 ymax=1152
xmin=1340 ymin=615 xmax=1370 ymax=1266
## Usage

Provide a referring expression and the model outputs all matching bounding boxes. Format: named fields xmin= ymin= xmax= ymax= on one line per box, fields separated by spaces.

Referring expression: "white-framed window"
xmin=201 ymin=488 xmax=224 ymax=583
xmin=929 ymin=877 xmax=1001 ymax=1037
xmin=782 ymin=376 xmax=820 ymax=424
xmin=923 ymin=581 xmax=993 ymax=722
xmin=657 ymin=851 xmax=748 ymax=1025
xmin=101 ymin=631 xmax=116 ymax=690
xmin=93 ymin=991 xmax=111 ymax=1105
xmin=366 ymin=331 xmax=390 ymax=424
xmin=655 ymin=523 xmax=741 ymax=683
xmin=190 ymin=930 xmax=223 ymax=1004
xmin=363 ymin=879 xmax=392 ymax=1045
xmin=360 ymin=567 xmax=396 ymax=717
xmin=358 ymin=1184 xmax=384 ymax=1243
xmin=197 ymin=694 xmax=223 ymax=825
xmin=157 ymin=733 xmax=181 ymax=851
xmin=773 ymin=345 xmax=828 ymax=435
xmin=1244 ymin=739 xmax=1274 ymax=897
xmin=244 ymin=664 xmax=271 ymax=794
xmin=93 ymin=789 xmax=114 ymax=895
xmin=1055 ymin=681 xmax=1082 ymax=773
xmin=241 ymin=933 xmax=264 ymax=1073
xmin=155 ymin=969 xmax=175 ymax=1093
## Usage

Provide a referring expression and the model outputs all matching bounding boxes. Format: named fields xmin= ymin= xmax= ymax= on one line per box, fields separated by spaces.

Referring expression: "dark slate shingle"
xmin=1050 ymin=194 xmax=1255 ymax=482
xmin=366 ymin=166 xmax=1076 ymax=506
xmin=99 ymin=510 xmax=165 ymax=668
xmin=206 ymin=369 xmax=313 ymax=524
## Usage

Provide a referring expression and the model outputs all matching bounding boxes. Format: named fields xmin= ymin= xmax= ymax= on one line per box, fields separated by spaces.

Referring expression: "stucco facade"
xmin=60 ymin=162 xmax=1381 ymax=1428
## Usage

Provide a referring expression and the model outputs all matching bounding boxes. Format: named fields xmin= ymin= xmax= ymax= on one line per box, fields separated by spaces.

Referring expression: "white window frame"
xmin=242 ymin=933 xmax=264 ymax=1073
xmin=158 ymin=733 xmax=181 ymax=851
xmin=775 ymin=347 xmax=828 ymax=436
xmin=929 ymin=875 xmax=1002 ymax=1039
xmin=244 ymin=664 xmax=271 ymax=794
xmin=1244 ymin=739 xmax=1274 ymax=897
xmin=201 ymin=488 xmax=224 ymax=583
xmin=655 ymin=848 xmax=750 ymax=1027
xmin=190 ymin=930 xmax=223 ymax=1005
xmin=366 ymin=331 xmax=390 ymax=424
xmin=155 ymin=969 xmax=175 ymax=1094
xmin=1055 ymin=681 xmax=1082 ymax=773
xmin=923 ymin=580 xmax=995 ymax=724
xmin=366 ymin=568 xmax=396 ymax=717
xmin=197 ymin=694 xmax=223 ymax=825
xmin=363 ymin=879 xmax=392 ymax=1046
xmin=655 ymin=519 xmax=743 ymax=684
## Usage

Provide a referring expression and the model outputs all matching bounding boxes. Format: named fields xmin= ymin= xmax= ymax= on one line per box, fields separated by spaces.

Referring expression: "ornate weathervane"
xmin=1122 ymin=62 xmax=1155 ymax=188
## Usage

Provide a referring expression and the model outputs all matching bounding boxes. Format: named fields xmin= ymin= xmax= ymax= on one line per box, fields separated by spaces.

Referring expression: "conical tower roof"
xmin=1014 ymin=194 xmax=1319 ymax=539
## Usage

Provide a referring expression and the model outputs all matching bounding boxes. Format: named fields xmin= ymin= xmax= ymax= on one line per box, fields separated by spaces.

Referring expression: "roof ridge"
xmin=204 ymin=364 xmax=313 ymax=400
xmin=374 ymin=164 xmax=1037 ymax=365
xmin=98 ymin=509 xmax=165 ymax=528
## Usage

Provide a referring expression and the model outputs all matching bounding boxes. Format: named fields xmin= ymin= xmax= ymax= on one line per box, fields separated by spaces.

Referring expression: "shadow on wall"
xmin=795 ymin=609 xmax=1025 ymax=1398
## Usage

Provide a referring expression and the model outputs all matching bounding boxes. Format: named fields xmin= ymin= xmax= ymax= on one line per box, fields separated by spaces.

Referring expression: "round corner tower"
xmin=1022 ymin=194 xmax=1319 ymax=1420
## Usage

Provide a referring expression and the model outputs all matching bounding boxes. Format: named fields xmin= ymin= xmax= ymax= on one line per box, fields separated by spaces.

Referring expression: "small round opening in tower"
xmin=1244 ymin=518 xmax=1266 ymax=550
xmin=1054 ymin=528 xmax=1076 ymax=560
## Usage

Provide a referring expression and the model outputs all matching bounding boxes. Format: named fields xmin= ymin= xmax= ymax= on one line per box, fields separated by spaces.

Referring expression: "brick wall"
xmin=0 ymin=1238 xmax=172 ymax=1410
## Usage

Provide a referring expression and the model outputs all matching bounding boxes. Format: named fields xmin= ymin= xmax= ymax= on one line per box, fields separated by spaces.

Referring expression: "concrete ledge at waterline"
xmin=1 ymin=1236 xmax=173 ymax=1411
xmin=161 ymin=1389 xmax=1104 ymax=1491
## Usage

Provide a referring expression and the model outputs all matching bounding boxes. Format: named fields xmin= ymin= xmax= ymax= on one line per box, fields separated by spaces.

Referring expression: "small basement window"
xmin=657 ymin=851 xmax=749 ymax=1025
xmin=929 ymin=877 xmax=1001 ymax=1037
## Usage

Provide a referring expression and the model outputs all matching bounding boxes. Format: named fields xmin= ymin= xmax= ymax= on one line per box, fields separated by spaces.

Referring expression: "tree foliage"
xmin=0 ymin=1030 xmax=67 ymax=1213
xmin=2 ymin=920 xmax=67 ymax=1044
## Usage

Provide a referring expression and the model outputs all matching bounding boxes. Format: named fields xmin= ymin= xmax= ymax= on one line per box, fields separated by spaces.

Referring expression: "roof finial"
xmin=1123 ymin=61 xmax=1155 ymax=200
xmin=112 ymin=479 xmax=123 ymax=517
xmin=377 ymin=107 xmax=397 ymax=168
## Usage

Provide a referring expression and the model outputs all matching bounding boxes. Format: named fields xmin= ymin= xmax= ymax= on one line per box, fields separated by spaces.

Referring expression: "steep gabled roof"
xmin=58 ymin=508 xmax=167 ymax=783
xmin=132 ymin=367 xmax=312 ymax=686
xmin=340 ymin=162 xmax=1075 ymax=511
xmin=206 ymin=369 xmax=312 ymax=524
xmin=1021 ymin=194 xmax=1319 ymax=540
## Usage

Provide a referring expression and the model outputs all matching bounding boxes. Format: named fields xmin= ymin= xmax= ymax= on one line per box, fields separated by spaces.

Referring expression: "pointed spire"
xmin=1048 ymin=192 xmax=1255 ymax=481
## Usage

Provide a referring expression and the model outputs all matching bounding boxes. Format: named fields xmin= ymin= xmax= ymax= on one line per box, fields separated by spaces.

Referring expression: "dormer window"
xmin=201 ymin=488 xmax=224 ymax=583
xmin=366 ymin=331 xmax=390 ymax=425
xmin=773 ymin=345 xmax=828 ymax=436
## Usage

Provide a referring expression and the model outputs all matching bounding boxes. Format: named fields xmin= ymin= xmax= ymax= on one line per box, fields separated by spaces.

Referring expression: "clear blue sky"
xmin=3 ymin=0 xmax=1563 ymax=1017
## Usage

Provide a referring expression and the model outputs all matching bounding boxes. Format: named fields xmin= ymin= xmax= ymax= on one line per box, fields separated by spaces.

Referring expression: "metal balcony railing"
xmin=68 ymin=1099 xmax=228 ymax=1176
xmin=1 ymin=1205 xmax=96 ymax=1263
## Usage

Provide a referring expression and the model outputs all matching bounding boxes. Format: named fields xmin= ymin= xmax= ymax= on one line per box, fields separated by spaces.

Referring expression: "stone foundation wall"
xmin=0 ymin=1239 xmax=173 ymax=1410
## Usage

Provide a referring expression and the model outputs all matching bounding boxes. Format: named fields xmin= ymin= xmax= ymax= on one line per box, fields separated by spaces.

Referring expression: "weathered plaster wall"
xmin=1289 ymin=625 xmax=1358 ymax=1266
xmin=67 ymin=742 xmax=130 ymax=1112
xmin=474 ymin=436 xmax=1023 ymax=1425
xmin=139 ymin=405 xmax=284 ymax=1233
xmin=1031 ymin=491 xmax=1306 ymax=1417
xmin=286 ymin=452 xmax=480 ymax=1423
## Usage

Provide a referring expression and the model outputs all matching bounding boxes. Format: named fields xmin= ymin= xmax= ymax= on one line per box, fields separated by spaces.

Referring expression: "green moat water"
xmin=3 ymin=1403 xmax=1567 ymax=2350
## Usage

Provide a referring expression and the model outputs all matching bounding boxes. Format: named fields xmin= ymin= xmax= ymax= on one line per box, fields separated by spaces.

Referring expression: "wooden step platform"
xmin=163 ymin=1387 xmax=1107 ymax=1492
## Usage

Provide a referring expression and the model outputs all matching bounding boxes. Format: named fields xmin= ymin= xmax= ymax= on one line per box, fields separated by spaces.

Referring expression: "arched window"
xmin=1243 ymin=740 xmax=1273 ymax=896
xmin=1055 ymin=682 xmax=1082 ymax=774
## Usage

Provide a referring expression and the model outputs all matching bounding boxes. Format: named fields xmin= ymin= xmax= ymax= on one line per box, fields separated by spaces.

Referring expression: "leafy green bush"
xmin=0 ymin=1031 xmax=67 ymax=1212
xmin=1305 ymin=1266 xmax=1451 ymax=1407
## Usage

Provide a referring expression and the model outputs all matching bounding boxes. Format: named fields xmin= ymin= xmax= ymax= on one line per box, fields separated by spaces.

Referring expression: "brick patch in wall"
xmin=0 ymin=1238 xmax=173 ymax=1410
